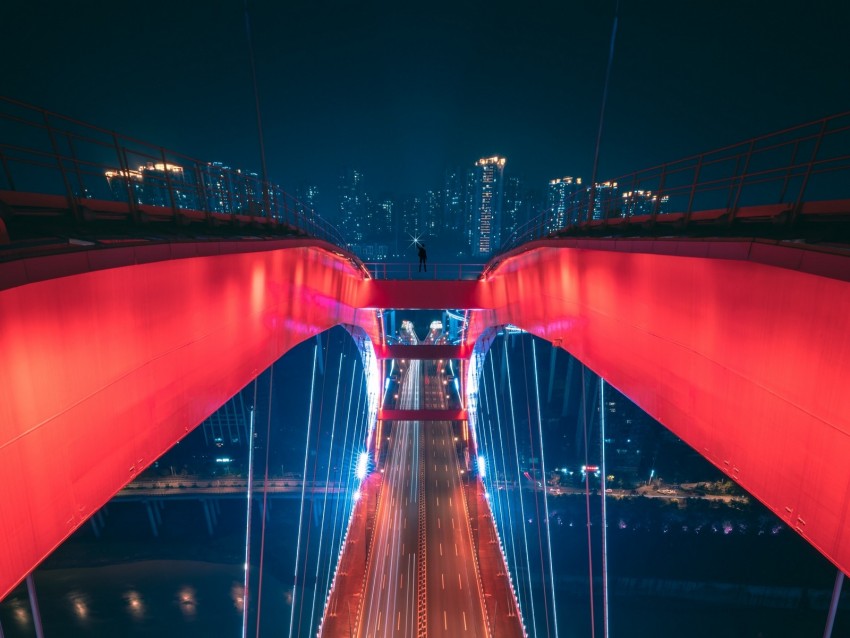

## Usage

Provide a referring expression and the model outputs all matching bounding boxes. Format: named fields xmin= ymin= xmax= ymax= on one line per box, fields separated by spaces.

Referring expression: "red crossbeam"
xmin=377 ymin=409 xmax=468 ymax=421
xmin=374 ymin=344 xmax=471 ymax=360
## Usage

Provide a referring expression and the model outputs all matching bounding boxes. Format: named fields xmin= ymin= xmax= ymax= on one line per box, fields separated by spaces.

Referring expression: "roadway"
xmin=354 ymin=320 xmax=489 ymax=637
xmin=356 ymin=356 xmax=421 ymax=637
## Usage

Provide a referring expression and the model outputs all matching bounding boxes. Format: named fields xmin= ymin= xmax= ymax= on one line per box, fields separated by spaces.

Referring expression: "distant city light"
xmin=215 ymin=457 xmax=232 ymax=463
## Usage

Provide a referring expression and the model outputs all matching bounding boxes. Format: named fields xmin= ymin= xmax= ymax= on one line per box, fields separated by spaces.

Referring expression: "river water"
xmin=1 ymin=494 xmax=847 ymax=638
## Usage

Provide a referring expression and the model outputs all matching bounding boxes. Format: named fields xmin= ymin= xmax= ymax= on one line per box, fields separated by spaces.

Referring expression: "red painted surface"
xmin=472 ymin=239 xmax=850 ymax=576
xmin=2 ymin=234 xmax=850 ymax=599
xmin=377 ymin=409 xmax=468 ymax=421
xmin=0 ymin=240 xmax=378 ymax=599
xmin=375 ymin=344 xmax=471 ymax=360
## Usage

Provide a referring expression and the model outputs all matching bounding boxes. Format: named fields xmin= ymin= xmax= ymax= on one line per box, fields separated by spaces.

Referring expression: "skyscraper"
xmin=294 ymin=182 xmax=320 ymax=223
xmin=502 ymin=175 xmax=524 ymax=246
xmin=337 ymin=168 xmax=366 ymax=246
xmin=546 ymin=176 xmax=582 ymax=231
xmin=470 ymin=156 xmax=505 ymax=258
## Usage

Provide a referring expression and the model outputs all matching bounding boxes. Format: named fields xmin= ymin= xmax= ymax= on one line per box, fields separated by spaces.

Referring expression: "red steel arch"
xmin=469 ymin=238 xmax=850 ymax=578
xmin=0 ymin=239 xmax=379 ymax=599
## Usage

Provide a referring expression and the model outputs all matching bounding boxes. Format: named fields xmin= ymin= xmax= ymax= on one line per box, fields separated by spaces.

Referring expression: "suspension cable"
xmin=600 ymin=378 xmax=610 ymax=638
xmin=296 ymin=334 xmax=332 ymax=635
xmin=241 ymin=378 xmax=258 ymax=638
xmin=255 ymin=363 xmax=275 ymax=638
xmin=308 ymin=353 xmax=344 ymax=636
xmin=505 ymin=338 xmax=539 ymax=637
xmin=533 ymin=338 xmax=559 ymax=638
xmin=288 ymin=346 xmax=318 ymax=638
xmin=489 ymin=354 xmax=522 ymax=618
xmin=521 ymin=337 xmax=551 ymax=638
xmin=581 ymin=366 xmax=596 ymax=638
xmin=587 ymin=0 xmax=620 ymax=223
xmin=322 ymin=360 xmax=358 ymax=608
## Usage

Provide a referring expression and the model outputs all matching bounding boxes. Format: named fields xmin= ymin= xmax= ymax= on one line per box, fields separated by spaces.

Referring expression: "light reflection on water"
xmin=177 ymin=585 xmax=196 ymax=618
xmin=124 ymin=590 xmax=145 ymax=619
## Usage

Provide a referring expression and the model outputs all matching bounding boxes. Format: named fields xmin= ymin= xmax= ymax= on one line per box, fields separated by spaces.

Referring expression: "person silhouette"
xmin=417 ymin=242 xmax=427 ymax=272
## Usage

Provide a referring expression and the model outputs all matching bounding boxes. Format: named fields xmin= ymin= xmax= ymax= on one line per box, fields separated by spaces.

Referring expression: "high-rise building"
xmin=397 ymin=196 xmax=422 ymax=240
xmin=546 ymin=176 xmax=582 ymax=231
xmin=470 ymin=156 xmax=505 ymax=257
xmin=589 ymin=181 xmax=618 ymax=221
xmin=502 ymin=176 xmax=524 ymax=246
xmin=337 ymin=168 xmax=366 ymax=246
xmin=423 ymin=189 xmax=442 ymax=237
xmin=105 ymin=162 xmax=194 ymax=209
xmin=443 ymin=169 xmax=466 ymax=235
xmin=294 ymin=182 xmax=320 ymax=223
xmin=620 ymin=189 xmax=669 ymax=217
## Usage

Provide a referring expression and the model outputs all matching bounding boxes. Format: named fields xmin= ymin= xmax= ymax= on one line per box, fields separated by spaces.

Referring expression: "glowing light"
xmin=356 ymin=451 xmax=369 ymax=480
xmin=477 ymin=455 xmax=487 ymax=478
xmin=353 ymin=489 xmax=361 ymax=501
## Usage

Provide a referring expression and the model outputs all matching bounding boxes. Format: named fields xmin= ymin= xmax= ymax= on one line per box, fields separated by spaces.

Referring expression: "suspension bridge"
xmin=1 ymin=97 xmax=850 ymax=636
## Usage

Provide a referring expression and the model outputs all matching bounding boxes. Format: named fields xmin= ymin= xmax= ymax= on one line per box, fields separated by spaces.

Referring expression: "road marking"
xmin=438 ymin=518 xmax=441 ymax=529
xmin=382 ymin=573 xmax=385 ymax=589
xmin=398 ymin=611 xmax=401 ymax=630
xmin=434 ymin=464 xmax=437 ymax=472
xmin=458 ymin=573 xmax=462 ymax=589
xmin=402 ymin=543 xmax=405 ymax=555
xmin=444 ymin=611 xmax=448 ymax=630
xmin=445 ymin=464 xmax=448 ymax=472
xmin=439 ymin=543 xmax=443 ymax=556
xmin=451 ymin=518 xmax=455 ymax=529
xmin=463 ymin=611 xmax=467 ymax=631
xmin=378 ymin=611 xmax=382 ymax=631
xmin=436 ymin=497 xmax=439 ymax=506
xmin=404 ymin=517 xmax=407 ymax=529
xmin=441 ymin=573 xmax=445 ymax=589
xmin=455 ymin=543 xmax=458 ymax=556
xmin=449 ymin=497 xmax=452 ymax=506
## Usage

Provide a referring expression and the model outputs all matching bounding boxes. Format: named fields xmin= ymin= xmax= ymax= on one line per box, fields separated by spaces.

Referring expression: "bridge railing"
xmin=363 ymin=261 xmax=484 ymax=280
xmin=501 ymin=110 xmax=850 ymax=252
xmin=0 ymin=96 xmax=345 ymax=246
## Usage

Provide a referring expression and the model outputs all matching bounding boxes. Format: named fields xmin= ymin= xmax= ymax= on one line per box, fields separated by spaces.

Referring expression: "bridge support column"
xmin=25 ymin=574 xmax=44 ymax=638
xmin=145 ymin=501 xmax=159 ymax=538
xmin=823 ymin=570 xmax=845 ymax=638
xmin=152 ymin=500 xmax=163 ymax=526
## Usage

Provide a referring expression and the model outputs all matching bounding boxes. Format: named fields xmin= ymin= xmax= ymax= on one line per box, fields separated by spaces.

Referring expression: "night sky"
xmin=3 ymin=1 xmax=848 ymax=213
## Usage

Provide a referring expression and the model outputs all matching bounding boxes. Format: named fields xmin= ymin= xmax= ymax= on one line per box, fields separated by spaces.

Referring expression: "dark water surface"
xmin=2 ymin=495 xmax=847 ymax=638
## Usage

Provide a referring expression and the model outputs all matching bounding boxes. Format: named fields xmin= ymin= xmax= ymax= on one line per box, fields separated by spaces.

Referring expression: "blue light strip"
xmin=242 ymin=384 xmax=257 ymax=638
xmin=505 ymin=338 xmax=538 ymax=637
xmin=600 ymin=377 xmax=610 ymax=638
xmin=308 ymin=353 xmax=344 ymax=636
xmin=288 ymin=346 xmax=318 ymax=638
xmin=533 ymin=339 xmax=559 ymax=638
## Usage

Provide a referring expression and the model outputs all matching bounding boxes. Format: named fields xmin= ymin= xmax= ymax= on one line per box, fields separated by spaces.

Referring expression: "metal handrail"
xmin=0 ymin=95 xmax=345 ymax=247
xmin=499 ymin=110 xmax=850 ymax=254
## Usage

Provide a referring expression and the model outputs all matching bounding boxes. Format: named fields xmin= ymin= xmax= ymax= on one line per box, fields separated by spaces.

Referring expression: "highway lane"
xmin=422 ymin=360 xmax=488 ymax=637
xmin=357 ymin=359 xmax=421 ymax=638
xmin=355 ymin=321 xmax=488 ymax=637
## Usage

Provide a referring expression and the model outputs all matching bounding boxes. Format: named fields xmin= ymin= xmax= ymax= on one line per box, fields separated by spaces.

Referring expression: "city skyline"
xmin=3 ymin=2 xmax=847 ymax=217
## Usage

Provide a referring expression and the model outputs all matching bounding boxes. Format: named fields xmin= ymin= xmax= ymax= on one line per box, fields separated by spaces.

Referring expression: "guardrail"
xmin=0 ymin=96 xmax=344 ymax=246
xmin=501 ymin=110 xmax=850 ymax=253
xmin=363 ymin=261 xmax=484 ymax=280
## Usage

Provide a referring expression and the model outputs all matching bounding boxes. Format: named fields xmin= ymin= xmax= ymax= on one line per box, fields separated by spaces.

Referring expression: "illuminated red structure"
xmin=2 ymin=234 xmax=849 ymax=601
